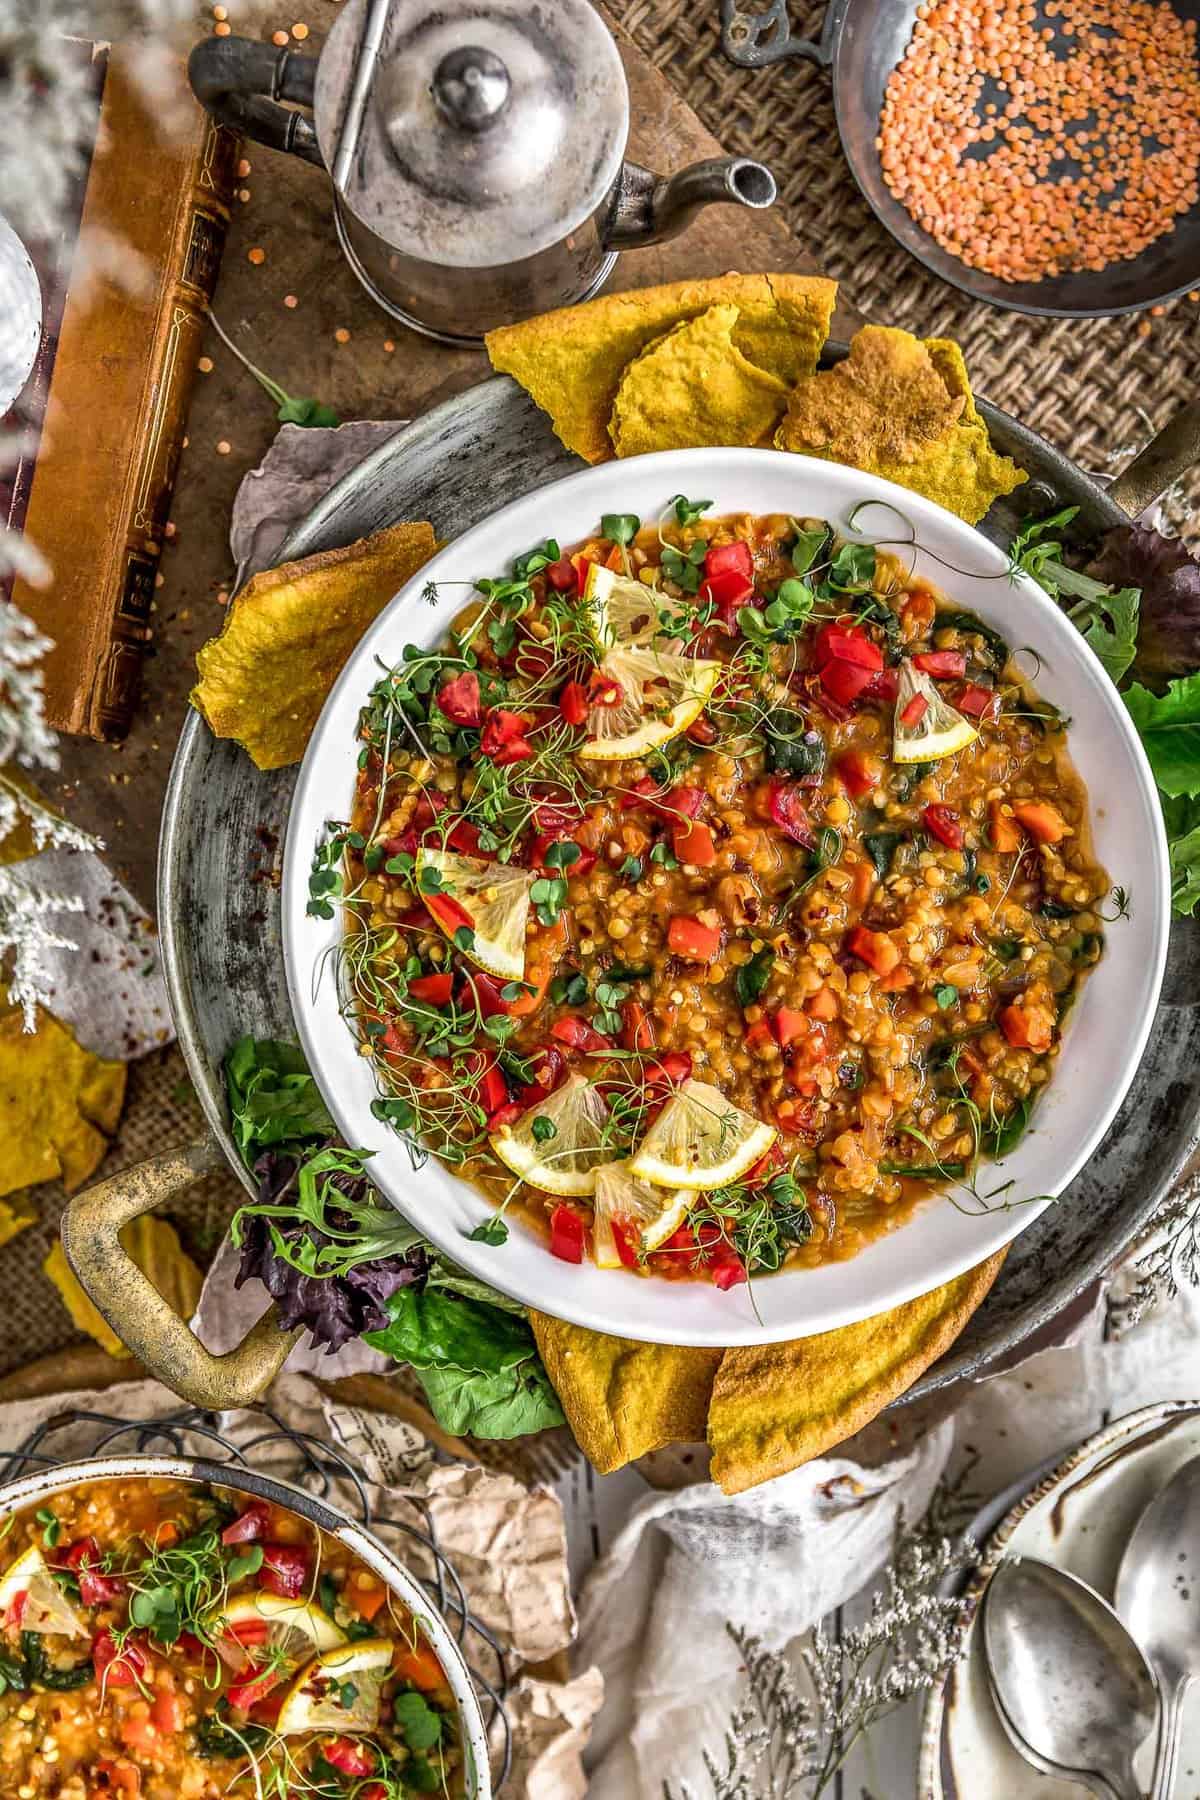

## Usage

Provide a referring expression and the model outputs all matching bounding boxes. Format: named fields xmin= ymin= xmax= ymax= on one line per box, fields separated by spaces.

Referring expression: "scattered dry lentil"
xmin=879 ymin=0 xmax=1200 ymax=283
xmin=247 ymin=245 xmax=266 ymax=265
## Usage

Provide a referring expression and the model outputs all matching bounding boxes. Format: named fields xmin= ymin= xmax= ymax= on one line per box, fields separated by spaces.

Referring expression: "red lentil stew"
xmin=317 ymin=499 xmax=1110 ymax=1291
xmin=0 ymin=1477 xmax=466 ymax=1797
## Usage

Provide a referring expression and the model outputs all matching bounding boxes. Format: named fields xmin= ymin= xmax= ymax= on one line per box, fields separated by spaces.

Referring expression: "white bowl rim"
xmin=0 ymin=1454 xmax=492 ymax=1798
xmin=281 ymin=446 xmax=1170 ymax=1348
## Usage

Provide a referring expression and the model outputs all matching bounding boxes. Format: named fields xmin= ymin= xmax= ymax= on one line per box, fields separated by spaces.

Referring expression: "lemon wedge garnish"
xmin=414 ymin=848 xmax=532 ymax=982
xmin=276 ymin=1636 xmax=394 ymax=1736
xmin=490 ymin=1072 xmax=613 ymax=1197
xmin=630 ymin=1078 xmax=776 ymax=1191
xmin=892 ymin=661 xmax=978 ymax=765
xmin=577 ymin=646 xmax=720 ymax=763
xmin=0 ymin=1545 xmax=88 ymax=1639
xmin=583 ymin=561 xmax=684 ymax=649
xmin=592 ymin=1160 xmax=695 ymax=1266
xmin=214 ymin=1592 xmax=346 ymax=1669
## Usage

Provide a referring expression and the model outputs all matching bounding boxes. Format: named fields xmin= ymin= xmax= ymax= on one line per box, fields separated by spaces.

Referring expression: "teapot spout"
xmin=602 ymin=156 xmax=776 ymax=251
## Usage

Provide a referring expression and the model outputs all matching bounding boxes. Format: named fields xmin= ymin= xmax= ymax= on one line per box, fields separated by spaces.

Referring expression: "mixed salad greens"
xmin=225 ymin=1038 xmax=563 ymax=1440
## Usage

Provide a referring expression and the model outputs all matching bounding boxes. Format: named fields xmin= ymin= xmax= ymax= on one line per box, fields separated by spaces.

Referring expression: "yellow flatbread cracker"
xmin=707 ymin=1253 xmax=1006 ymax=1493
xmin=44 ymin=1216 xmax=204 ymax=1360
xmin=487 ymin=273 xmax=838 ymax=464
xmin=610 ymin=304 xmax=790 ymax=458
xmin=776 ymin=325 xmax=1026 ymax=524
xmin=192 ymin=521 xmax=437 ymax=770
xmin=0 ymin=1007 xmax=125 ymax=1197
xmin=0 ymin=1198 xmax=34 ymax=1249
xmin=530 ymin=1312 xmax=721 ymax=1473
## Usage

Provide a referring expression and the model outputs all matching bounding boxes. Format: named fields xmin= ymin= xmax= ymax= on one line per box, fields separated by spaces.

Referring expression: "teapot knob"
xmin=431 ymin=45 xmax=511 ymax=132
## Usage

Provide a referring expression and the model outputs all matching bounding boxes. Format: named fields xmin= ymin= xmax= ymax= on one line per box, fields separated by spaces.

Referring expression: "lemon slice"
xmin=414 ymin=848 xmax=532 ymax=981
xmin=592 ymin=1161 xmax=696 ymax=1266
xmin=0 ymin=1545 xmax=88 ymax=1639
xmin=892 ymin=661 xmax=978 ymax=764
xmin=583 ymin=561 xmax=684 ymax=648
xmin=276 ymin=1637 xmax=394 ymax=1736
xmin=490 ymin=1073 xmax=613 ymax=1196
xmin=578 ymin=646 xmax=720 ymax=763
xmin=630 ymin=1078 xmax=776 ymax=1191
xmin=214 ymin=1593 xmax=347 ymax=1669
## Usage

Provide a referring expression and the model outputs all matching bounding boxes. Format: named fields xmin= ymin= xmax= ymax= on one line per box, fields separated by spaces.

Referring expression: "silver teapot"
xmin=188 ymin=0 xmax=777 ymax=344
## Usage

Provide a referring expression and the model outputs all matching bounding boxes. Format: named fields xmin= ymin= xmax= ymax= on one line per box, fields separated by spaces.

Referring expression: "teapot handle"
xmin=188 ymin=35 xmax=324 ymax=167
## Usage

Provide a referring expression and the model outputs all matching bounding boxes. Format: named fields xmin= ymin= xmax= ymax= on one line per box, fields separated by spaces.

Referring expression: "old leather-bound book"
xmin=5 ymin=41 xmax=237 ymax=741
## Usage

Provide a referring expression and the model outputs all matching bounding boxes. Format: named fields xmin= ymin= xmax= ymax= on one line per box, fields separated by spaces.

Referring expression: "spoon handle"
xmin=1151 ymin=1679 xmax=1187 ymax=1800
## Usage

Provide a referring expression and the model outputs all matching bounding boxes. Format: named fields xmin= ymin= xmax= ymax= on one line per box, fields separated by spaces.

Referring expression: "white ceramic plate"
xmin=282 ymin=447 xmax=1170 ymax=1347
xmin=919 ymin=1402 xmax=1200 ymax=1798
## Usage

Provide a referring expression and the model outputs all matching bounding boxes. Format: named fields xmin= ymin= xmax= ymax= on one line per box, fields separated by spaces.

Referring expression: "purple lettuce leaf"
xmin=1087 ymin=521 xmax=1200 ymax=691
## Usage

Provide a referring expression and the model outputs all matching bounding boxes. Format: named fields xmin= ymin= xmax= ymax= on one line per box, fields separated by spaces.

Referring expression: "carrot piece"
xmin=395 ymin=1640 xmax=446 ymax=1692
xmin=988 ymin=800 xmax=1023 ymax=853
xmin=771 ymin=1006 xmax=808 ymax=1048
xmin=850 ymin=859 xmax=876 ymax=908
xmin=999 ymin=1000 xmax=1054 ymax=1052
xmin=744 ymin=1019 xmax=775 ymax=1053
xmin=667 ymin=915 xmax=722 ymax=961
xmin=352 ymin=1582 xmax=388 ymax=1623
xmin=846 ymin=925 xmax=902 ymax=977
xmin=672 ymin=819 xmax=717 ymax=867
xmin=1013 ymin=801 xmax=1067 ymax=845
xmin=806 ymin=986 xmax=839 ymax=1021
xmin=879 ymin=966 xmax=915 ymax=992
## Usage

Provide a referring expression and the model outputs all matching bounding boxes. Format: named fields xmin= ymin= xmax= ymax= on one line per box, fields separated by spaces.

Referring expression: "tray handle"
xmin=60 ymin=1139 xmax=300 ymax=1409
xmin=719 ymin=0 xmax=839 ymax=67
xmin=1108 ymin=398 xmax=1200 ymax=520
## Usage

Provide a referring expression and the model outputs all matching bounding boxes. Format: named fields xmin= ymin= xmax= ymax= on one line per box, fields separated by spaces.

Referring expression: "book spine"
xmin=96 ymin=120 xmax=239 ymax=740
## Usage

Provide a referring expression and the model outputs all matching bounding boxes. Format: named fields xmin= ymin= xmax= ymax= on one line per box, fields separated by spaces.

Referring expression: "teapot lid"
xmin=314 ymin=0 xmax=630 ymax=268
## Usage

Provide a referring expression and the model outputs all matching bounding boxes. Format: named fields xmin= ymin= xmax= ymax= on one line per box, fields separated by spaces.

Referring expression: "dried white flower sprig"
xmin=0 ymin=869 xmax=86 ymax=1031
xmin=666 ymin=1512 xmax=975 ymax=1800
xmin=1107 ymin=1169 xmax=1200 ymax=1336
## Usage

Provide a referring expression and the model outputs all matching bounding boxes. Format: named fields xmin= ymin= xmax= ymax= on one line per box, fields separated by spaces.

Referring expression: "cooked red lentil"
xmin=0 ymin=1477 xmax=465 ymax=1797
xmin=332 ymin=503 xmax=1109 ymax=1289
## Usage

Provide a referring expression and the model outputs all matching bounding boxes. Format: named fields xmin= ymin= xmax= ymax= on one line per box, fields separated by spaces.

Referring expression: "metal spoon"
xmin=983 ymin=1557 xmax=1159 ymax=1798
xmin=1116 ymin=1456 xmax=1200 ymax=1800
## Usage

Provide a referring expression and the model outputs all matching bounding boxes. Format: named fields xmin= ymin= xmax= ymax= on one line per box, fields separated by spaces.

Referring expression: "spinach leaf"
xmin=934 ymin=609 xmax=1009 ymax=669
xmin=735 ymin=947 xmax=775 ymax=1007
xmin=762 ymin=711 xmax=825 ymax=779
xmin=863 ymin=831 xmax=902 ymax=880
xmin=984 ymin=1096 xmax=1034 ymax=1158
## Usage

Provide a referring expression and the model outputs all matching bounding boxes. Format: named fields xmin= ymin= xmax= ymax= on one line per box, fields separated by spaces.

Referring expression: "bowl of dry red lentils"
xmin=778 ymin=0 xmax=1200 ymax=315
xmin=282 ymin=447 xmax=1170 ymax=1348
xmin=0 ymin=1455 xmax=491 ymax=1799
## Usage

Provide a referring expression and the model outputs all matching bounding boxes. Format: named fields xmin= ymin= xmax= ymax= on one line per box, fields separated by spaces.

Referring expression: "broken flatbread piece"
xmin=487 ymin=272 xmax=838 ymax=464
xmin=707 ymin=1252 xmax=1006 ymax=1494
xmin=776 ymin=325 xmax=1026 ymax=524
xmin=0 ymin=1007 xmax=125 ymax=1197
xmin=45 ymin=1216 xmax=204 ymax=1359
xmin=192 ymin=520 xmax=437 ymax=770
xmin=530 ymin=1312 xmax=721 ymax=1473
xmin=610 ymin=304 xmax=790 ymax=458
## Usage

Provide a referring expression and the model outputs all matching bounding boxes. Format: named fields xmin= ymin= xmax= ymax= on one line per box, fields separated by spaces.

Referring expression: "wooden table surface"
xmin=48 ymin=0 xmax=861 ymax=914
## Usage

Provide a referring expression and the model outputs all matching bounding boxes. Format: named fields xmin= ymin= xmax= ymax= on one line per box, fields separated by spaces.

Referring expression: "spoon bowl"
xmin=1116 ymin=1456 xmax=1200 ymax=1799
xmin=983 ymin=1557 xmax=1159 ymax=1799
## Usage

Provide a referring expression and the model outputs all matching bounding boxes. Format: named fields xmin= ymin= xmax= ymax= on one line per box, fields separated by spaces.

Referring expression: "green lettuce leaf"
xmin=1164 ymin=795 xmax=1200 ymax=915
xmin=1123 ymin=674 xmax=1200 ymax=798
xmin=225 ymin=1036 xmax=335 ymax=1164
xmin=416 ymin=1362 xmax=564 ymax=1439
xmin=1066 ymin=585 xmax=1140 ymax=686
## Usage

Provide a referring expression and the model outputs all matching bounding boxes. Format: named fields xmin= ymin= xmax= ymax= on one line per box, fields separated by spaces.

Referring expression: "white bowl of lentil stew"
xmin=282 ymin=448 xmax=1169 ymax=1347
xmin=0 ymin=1457 xmax=491 ymax=1799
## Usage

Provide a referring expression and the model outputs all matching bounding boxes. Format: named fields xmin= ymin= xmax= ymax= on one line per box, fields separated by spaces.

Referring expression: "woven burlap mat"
xmin=609 ymin=0 xmax=1200 ymax=531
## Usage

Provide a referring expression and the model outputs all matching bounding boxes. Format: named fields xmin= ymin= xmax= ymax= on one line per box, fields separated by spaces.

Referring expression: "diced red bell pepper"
xmin=226 ymin=1665 xmax=286 ymax=1712
xmin=588 ymin=671 xmax=624 ymax=708
xmin=550 ymin=1205 xmax=585 ymax=1264
xmin=545 ymin=557 xmax=578 ymax=592
xmin=771 ymin=1006 xmax=807 ymax=1048
xmin=665 ymin=784 xmax=705 ymax=820
xmin=408 ymin=971 xmax=455 ymax=1006
xmin=550 ymin=1015 xmax=611 ymax=1053
xmin=486 ymin=1100 xmax=523 ymax=1131
xmin=94 ymin=1758 xmax=141 ymax=1796
xmin=464 ymin=970 xmax=510 ymax=1019
xmin=559 ymin=680 xmax=590 ymax=726
xmin=768 ymin=782 xmax=815 ymax=848
xmin=835 ymin=750 xmax=879 ymax=802
xmin=322 ymin=1738 xmax=377 ymax=1777
xmin=922 ymin=804 xmax=965 ymax=850
xmin=704 ymin=540 xmax=754 ymax=581
xmin=469 ymin=1058 xmax=509 ymax=1115
xmin=687 ymin=715 xmax=718 ymax=745
xmin=491 ymin=735 xmax=535 ymax=766
xmin=532 ymin=801 xmax=584 ymax=833
xmin=711 ymin=1248 xmax=748 ymax=1290
xmin=609 ymin=1218 xmax=640 ymax=1270
xmin=672 ymin=819 xmax=717 ymax=866
xmin=899 ymin=692 xmax=928 ymax=727
xmin=93 ymin=1628 xmax=152 ymax=1688
xmin=446 ymin=818 xmax=488 ymax=857
xmin=820 ymin=657 xmax=878 ymax=707
xmin=66 ymin=1537 xmax=124 ymax=1607
xmin=667 ymin=915 xmax=722 ymax=961
xmin=957 ymin=681 xmax=998 ymax=719
xmin=426 ymin=891 xmax=474 ymax=937
xmin=362 ymin=1788 xmax=389 ymax=1800
xmin=644 ymin=1051 xmax=692 ymax=1086
xmin=619 ymin=999 xmax=655 ymax=1052
xmin=519 ymin=1043 xmax=567 ymax=1104
xmin=434 ymin=670 xmax=482 ymax=727
xmin=530 ymin=835 xmax=597 ymax=877
xmin=700 ymin=566 xmax=754 ymax=619
xmin=259 ymin=1544 xmax=310 ymax=1600
xmin=480 ymin=709 xmax=533 ymax=760
xmin=814 ymin=623 xmax=884 ymax=671
xmin=864 ymin=665 xmax=900 ymax=704
xmin=913 ymin=649 xmax=967 ymax=679
xmin=846 ymin=925 xmax=902 ymax=977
